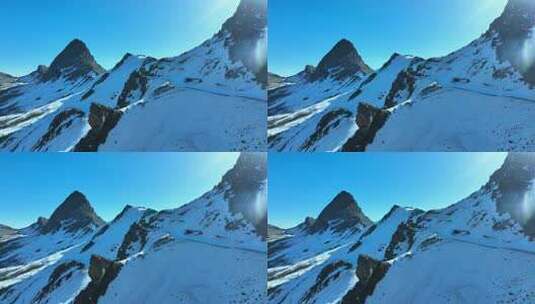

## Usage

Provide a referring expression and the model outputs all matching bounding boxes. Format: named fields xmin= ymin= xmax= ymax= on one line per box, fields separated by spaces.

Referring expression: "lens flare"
xmin=253 ymin=181 xmax=267 ymax=223
xmin=521 ymin=28 xmax=535 ymax=72
xmin=521 ymin=181 xmax=535 ymax=224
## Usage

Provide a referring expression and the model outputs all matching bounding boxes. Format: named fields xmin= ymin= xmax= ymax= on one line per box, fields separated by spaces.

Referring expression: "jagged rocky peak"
xmin=490 ymin=153 xmax=535 ymax=237
xmin=312 ymin=39 xmax=373 ymax=81
xmin=222 ymin=0 xmax=266 ymax=40
xmin=221 ymin=153 xmax=267 ymax=237
xmin=311 ymin=191 xmax=373 ymax=233
xmin=42 ymin=39 xmax=105 ymax=82
xmin=489 ymin=0 xmax=535 ymax=85
xmin=221 ymin=0 xmax=267 ymax=86
xmin=490 ymin=0 xmax=535 ymax=35
xmin=41 ymin=191 xmax=105 ymax=234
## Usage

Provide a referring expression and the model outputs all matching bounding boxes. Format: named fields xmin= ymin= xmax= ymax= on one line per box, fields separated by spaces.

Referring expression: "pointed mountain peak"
xmin=490 ymin=153 xmax=535 ymax=237
xmin=312 ymin=39 xmax=373 ymax=81
xmin=42 ymin=39 xmax=105 ymax=82
xmin=41 ymin=191 xmax=105 ymax=234
xmin=311 ymin=191 xmax=373 ymax=233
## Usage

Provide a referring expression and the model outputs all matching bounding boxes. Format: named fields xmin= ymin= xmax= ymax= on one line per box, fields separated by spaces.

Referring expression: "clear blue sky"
xmin=0 ymin=0 xmax=240 ymax=76
xmin=269 ymin=0 xmax=508 ymax=76
xmin=0 ymin=153 xmax=239 ymax=228
xmin=269 ymin=153 xmax=507 ymax=228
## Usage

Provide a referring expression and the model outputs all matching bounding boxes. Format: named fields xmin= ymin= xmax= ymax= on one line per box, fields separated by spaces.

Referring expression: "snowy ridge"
xmin=0 ymin=0 xmax=266 ymax=152
xmin=0 ymin=152 xmax=267 ymax=303
xmin=269 ymin=0 xmax=535 ymax=152
xmin=268 ymin=153 xmax=535 ymax=304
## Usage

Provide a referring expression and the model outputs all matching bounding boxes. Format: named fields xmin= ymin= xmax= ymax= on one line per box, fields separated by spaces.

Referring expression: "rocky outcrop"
xmin=41 ymin=191 xmax=105 ymax=234
xmin=301 ymin=109 xmax=352 ymax=151
xmin=33 ymin=261 xmax=84 ymax=303
xmin=221 ymin=153 xmax=267 ymax=237
xmin=489 ymin=0 xmax=535 ymax=86
xmin=384 ymin=221 xmax=417 ymax=259
xmin=341 ymin=255 xmax=391 ymax=304
xmin=32 ymin=108 xmax=84 ymax=151
xmin=74 ymin=255 xmax=122 ymax=304
xmin=302 ymin=261 xmax=352 ymax=302
xmin=116 ymin=222 xmax=150 ymax=260
xmin=221 ymin=0 xmax=267 ymax=86
xmin=341 ymin=103 xmax=390 ymax=152
xmin=310 ymin=191 xmax=373 ymax=233
xmin=41 ymin=39 xmax=105 ymax=82
xmin=74 ymin=103 xmax=123 ymax=152
xmin=311 ymin=39 xmax=373 ymax=81
xmin=489 ymin=153 xmax=535 ymax=237
xmin=117 ymin=69 xmax=149 ymax=108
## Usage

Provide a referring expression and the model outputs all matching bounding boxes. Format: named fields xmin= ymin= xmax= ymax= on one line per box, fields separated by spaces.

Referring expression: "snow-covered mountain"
xmin=268 ymin=0 xmax=535 ymax=152
xmin=0 ymin=152 xmax=267 ymax=303
xmin=0 ymin=0 xmax=267 ymax=152
xmin=268 ymin=153 xmax=535 ymax=303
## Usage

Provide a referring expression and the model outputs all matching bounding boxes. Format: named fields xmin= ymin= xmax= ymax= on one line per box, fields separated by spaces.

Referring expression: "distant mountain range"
xmin=0 ymin=0 xmax=267 ymax=152
xmin=0 ymin=153 xmax=267 ymax=303
xmin=268 ymin=153 xmax=535 ymax=303
xmin=268 ymin=0 xmax=535 ymax=152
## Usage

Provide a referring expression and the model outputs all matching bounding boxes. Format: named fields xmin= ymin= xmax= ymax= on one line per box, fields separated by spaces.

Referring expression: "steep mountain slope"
xmin=0 ymin=73 xmax=17 ymax=91
xmin=268 ymin=153 xmax=535 ymax=304
xmin=268 ymin=40 xmax=375 ymax=152
xmin=0 ymin=153 xmax=267 ymax=303
xmin=0 ymin=0 xmax=266 ymax=152
xmin=269 ymin=0 xmax=535 ymax=152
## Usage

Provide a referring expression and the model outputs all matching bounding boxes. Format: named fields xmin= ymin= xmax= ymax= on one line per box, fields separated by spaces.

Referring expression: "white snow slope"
xmin=268 ymin=153 xmax=535 ymax=304
xmin=0 ymin=0 xmax=266 ymax=152
xmin=0 ymin=153 xmax=267 ymax=304
xmin=268 ymin=0 xmax=535 ymax=152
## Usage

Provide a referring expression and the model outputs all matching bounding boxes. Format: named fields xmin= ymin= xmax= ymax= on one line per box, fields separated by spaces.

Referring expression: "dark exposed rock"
xmin=301 ymin=109 xmax=352 ymax=151
xmin=489 ymin=153 xmax=535 ymax=237
xmin=310 ymin=191 xmax=373 ymax=233
xmin=41 ymin=191 xmax=105 ymax=234
xmin=117 ymin=69 xmax=149 ymax=108
xmin=74 ymin=103 xmax=122 ymax=152
xmin=341 ymin=255 xmax=391 ymax=304
xmin=302 ymin=261 xmax=352 ymax=303
xmin=341 ymin=103 xmax=390 ymax=152
xmin=32 ymin=108 xmax=84 ymax=151
xmin=221 ymin=0 xmax=267 ymax=87
xmin=384 ymin=69 xmax=417 ymax=108
xmin=311 ymin=39 xmax=373 ymax=82
xmin=489 ymin=0 xmax=535 ymax=86
xmin=116 ymin=221 xmax=150 ymax=260
xmin=33 ymin=261 xmax=84 ymax=303
xmin=41 ymin=39 xmax=105 ymax=82
xmin=220 ymin=153 xmax=267 ymax=238
xmin=384 ymin=221 xmax=417 ymax=259
xmin=74 ymin=255 xmax=122 ymax=304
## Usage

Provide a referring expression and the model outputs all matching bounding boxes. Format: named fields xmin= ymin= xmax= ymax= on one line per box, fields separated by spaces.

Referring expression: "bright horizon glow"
xmin=269 ymin=0 xmax=508 ymax=76
xmin=0 ymin=153 xmax=239 ymax=228
xmin=0 ymin=0 xmax=240 ymax=77
xmin=269 ymin=153 xmax=507 ymax=229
